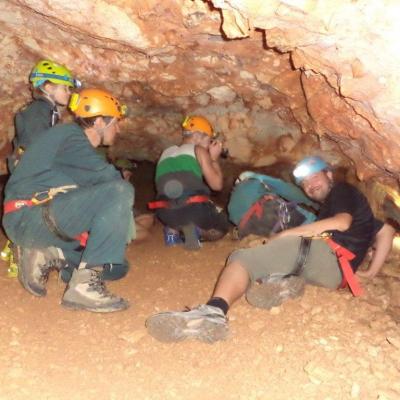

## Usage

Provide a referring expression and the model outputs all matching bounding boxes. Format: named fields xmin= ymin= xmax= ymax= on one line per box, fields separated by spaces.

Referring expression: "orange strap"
xmin=325 ymin=237 xmax=364 ymax=297
xmin=148 ymin=195 xmax=209 ymax=210
xmin=238 ymin=195 xmax=275 ymax=230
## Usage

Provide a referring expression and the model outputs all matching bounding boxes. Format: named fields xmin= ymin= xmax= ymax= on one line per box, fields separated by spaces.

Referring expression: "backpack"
xmin=228 ymin=172 xmax=317 ymax=239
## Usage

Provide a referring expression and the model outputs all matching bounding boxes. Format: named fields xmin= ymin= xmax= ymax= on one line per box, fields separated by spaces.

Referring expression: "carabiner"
xmin=31 ymin=191 xmax=53 ymax=205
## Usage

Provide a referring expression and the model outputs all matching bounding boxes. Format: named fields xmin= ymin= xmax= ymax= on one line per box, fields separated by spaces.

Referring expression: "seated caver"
xmin=2 ymin=88 xmax=134 ymax=313
xmin=145 ymin=155 xmax=393 ymax=343
xmin=148 ymin=115 xmax=229 ymax=250
xmin=228 ymin=171 xmax=318 ymax=239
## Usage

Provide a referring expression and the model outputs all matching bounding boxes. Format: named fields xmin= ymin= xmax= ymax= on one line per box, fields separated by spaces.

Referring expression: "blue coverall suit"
xmin=3 ymin=123 xmax=134 ymax=267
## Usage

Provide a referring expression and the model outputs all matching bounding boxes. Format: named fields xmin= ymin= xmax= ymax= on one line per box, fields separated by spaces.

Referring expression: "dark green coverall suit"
xmin=8 ymin=97 xmax=58 ymax=173
xmin=3 ymin=123 xmax=134 ymax=270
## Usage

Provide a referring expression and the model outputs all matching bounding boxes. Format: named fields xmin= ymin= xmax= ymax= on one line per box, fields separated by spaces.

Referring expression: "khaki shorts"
xmin=228 ymin=236 xmax=342 ymax=289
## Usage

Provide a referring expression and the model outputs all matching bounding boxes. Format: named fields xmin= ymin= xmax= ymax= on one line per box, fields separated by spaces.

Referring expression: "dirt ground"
xmin=1 ymin=163 xmax=400 ymax=400
xmin=0 ymin=225 xmax=400 ymax=400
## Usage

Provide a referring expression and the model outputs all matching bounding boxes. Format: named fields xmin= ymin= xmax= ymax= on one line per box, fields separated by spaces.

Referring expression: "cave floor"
xmin=0 ymin=224 xmax=400 ymax=400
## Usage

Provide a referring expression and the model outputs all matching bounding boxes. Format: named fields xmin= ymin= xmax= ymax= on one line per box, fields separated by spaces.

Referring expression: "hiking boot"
xmin=146 ymin=304 xmax=228 ymax=343
xmin=61 ymin=268 xmax=129 ymax=313
xmin=182 ymin=224 xmax=201 ymax=250
xmin=17 ymin=246 xmax=61 ymax=297
xmin=246 ymin=275 xmax=305 ymax=309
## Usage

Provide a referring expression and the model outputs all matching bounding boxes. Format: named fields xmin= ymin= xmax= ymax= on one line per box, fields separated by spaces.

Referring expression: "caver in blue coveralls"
xmin=3 ymin=122 xmax=134 ymax=268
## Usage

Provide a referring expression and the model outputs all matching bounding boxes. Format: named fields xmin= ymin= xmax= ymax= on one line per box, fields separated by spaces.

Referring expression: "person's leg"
xmin=301 ymin=240 xmax=342 ymax=289
xmin=51 ymin=180 xmax=134 ymax=265
xmin=211 ymin=260 xmax=250 ymax=305
xmin=53 ymin=181 xmax=133 ymax=312
xmin=3 ymin=208 xmax=81 ymax=297
xmin=190 ymin=203 xmax=230 ymax=241
xmin=146 ymin=236 xmax=303 ymax=342
xmin=6 ymin=181 xmax=133 ymax=311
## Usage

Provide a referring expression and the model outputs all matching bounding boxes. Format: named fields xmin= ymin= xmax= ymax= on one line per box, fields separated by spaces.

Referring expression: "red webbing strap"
xmin=75 ymin=231 xmax=89 ymax=247
xmin=325 ymin=238 xmax=364 ymax=297
xmin=185 ymin=195 xmax=209 ymax=204
xmin=147 ymin=195 xmax=209 ymax=210
xmin=238 ymin=195 xmax=275 ymax=231
xmin=4 ymin=200 xmax=35 ymax=214
xmin=147 ymin=200 xmax=169 ymax=210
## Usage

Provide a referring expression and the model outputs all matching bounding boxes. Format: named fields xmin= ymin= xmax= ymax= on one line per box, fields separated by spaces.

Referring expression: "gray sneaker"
xmin=146 ymin=304 xmax=228 ymax=343
xmin=61 ymin=268 xmax=129 ymax=313
xmin=18 ymin=246 xmax=62 ymax=297
xmin=246 ymin=275 xmax=305 ymax=309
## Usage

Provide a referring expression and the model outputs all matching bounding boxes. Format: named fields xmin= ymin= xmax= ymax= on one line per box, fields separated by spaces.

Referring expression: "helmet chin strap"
xmin=94 ymin=126 xmax=106 ymax=145
xmin=39 ymin=87 xmax=56 ymax=105
xmin=94 ymin=118 xmax=115 ymax=144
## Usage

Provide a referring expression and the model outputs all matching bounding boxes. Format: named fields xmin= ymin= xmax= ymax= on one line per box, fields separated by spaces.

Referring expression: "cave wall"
xmin=1 ymin=0 xmax=399 ymax=192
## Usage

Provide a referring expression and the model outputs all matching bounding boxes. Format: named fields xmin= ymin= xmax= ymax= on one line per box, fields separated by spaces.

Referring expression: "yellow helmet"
xmin=69 ymin=88 xmax=127 ymax=119
xmin=182 ymin=115 xmax=214 ymax=138
xmin=30 ymin=59 xmax=78 ymax=88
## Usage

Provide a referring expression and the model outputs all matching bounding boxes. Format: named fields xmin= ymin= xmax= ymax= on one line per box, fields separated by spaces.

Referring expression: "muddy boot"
xmin=17 ymin=246 xmax=61 ymax=297
xmin=61 ymin=267 xmax=129 ymax=313
xmin=246 ymin=275 xmax=305 ymax=309
xmin=146 ymin=304 xmax=228 ymax=343
xmin=182 ymin=224 xmax=201 ymax=250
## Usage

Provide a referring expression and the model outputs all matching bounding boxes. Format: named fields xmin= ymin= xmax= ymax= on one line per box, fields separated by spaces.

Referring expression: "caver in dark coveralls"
xmin=3 ymin=123 xmax=134 ymax=267
xmin=8 ymin=97 xmax=58 ymax=173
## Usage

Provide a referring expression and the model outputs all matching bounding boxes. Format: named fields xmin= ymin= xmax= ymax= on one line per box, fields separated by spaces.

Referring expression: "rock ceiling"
xmin=1 ymin=0 xmax=400 ymax=193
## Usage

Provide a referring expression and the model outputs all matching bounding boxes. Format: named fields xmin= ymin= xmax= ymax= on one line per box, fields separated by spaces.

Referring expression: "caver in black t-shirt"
xmin=317 ymin=182 xmax=383 ymax=271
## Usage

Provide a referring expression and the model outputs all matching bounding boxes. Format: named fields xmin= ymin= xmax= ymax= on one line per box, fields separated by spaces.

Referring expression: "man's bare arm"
xmin=195 ymin=144 xmax=223 ymax=191
xmin=275 ymin=212 xmax=353 ymax=239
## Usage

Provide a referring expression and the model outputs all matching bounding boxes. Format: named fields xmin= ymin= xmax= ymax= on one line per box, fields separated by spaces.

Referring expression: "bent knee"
xmin=106 ymin=180 xmax=134 ymax=204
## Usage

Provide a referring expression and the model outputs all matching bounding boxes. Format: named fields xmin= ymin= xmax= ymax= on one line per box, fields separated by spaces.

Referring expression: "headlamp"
xmin=73 ymin=79 xmax=82 ymax=89
xmin=293 ymin=164 xmax=311 ymax=181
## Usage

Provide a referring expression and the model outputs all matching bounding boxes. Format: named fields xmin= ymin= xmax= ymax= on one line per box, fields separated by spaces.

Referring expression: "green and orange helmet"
xmin=69 ymin=88 xmax=127 ymax=119
xmin=30 ymin=59 xmax=80 ymax=88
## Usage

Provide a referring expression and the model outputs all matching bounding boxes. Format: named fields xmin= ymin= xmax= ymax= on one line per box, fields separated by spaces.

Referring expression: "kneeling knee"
xmin=108 ymin=180 xmax=134 ymax=204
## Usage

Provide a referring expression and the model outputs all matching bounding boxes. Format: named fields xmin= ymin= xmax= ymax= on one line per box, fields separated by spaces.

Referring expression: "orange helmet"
xmin=69 ymin=88 xmax=127 ymax=119
xmin=182 ymin=115 xmax=214 ymax=137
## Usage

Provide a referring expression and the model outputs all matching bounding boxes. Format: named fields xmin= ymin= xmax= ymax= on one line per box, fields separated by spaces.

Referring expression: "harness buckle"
xmin=31 ymin=191 xmax=53 ymax=205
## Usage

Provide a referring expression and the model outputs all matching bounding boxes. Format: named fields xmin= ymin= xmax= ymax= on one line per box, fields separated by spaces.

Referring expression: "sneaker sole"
xmin=146 ymin=313 xmax=228 ymax=343
xmin=182 ymin=225 xmax=201 ymax=250
xmin=61 ymin=299 xmax=129 ymax=313
xmin=246 ymin=276 xmax=305 ymax=309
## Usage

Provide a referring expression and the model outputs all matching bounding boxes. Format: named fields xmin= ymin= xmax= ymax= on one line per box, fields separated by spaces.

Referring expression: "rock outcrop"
xmin=1 ymin=0 xmax=399 ymax=199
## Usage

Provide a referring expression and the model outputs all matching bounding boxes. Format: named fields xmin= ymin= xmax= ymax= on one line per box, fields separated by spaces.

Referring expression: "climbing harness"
xmin=3 ymin=185 xmax=88 ymax=247
xmin=4 ymin=185 xmax=78 ymax=213
xmin=306 ymin=233 xmax=364 ymax=296
xmin=148 ymin=195 xmax=210 ymax=210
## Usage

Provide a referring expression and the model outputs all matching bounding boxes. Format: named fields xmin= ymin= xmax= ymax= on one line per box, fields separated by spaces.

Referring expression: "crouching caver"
xmin=149 ymin=116 xmax=229 ymax=250
xmin=2 ymin=88 xmax=133 ymax=313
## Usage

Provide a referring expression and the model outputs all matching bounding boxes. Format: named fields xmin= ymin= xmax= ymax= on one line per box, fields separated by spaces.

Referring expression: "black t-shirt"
xmin=317 ymin=182 xmax=383 ymax=271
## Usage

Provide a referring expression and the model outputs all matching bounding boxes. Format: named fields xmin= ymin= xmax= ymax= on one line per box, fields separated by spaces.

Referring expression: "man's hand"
xmin=240 ymin=234 xmax=268 ymax=248
xmin=209 ymin=140 xmax=223 ymax=161
xmin=122 ymin=169 xmax=132 ymax=181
